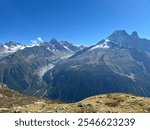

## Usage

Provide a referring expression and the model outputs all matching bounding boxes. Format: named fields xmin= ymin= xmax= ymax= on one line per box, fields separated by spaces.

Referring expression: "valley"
xmin=0 ymin=30 xmax=150 ymax=102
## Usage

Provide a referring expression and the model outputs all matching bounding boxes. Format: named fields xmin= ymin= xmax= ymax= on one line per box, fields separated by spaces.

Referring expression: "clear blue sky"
xmin=0 ymin=0 xmax=150 ymax=45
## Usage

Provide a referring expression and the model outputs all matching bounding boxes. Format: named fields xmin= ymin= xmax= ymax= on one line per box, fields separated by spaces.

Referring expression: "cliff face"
xmin=0 ymin=83 xmax=150 ymax=113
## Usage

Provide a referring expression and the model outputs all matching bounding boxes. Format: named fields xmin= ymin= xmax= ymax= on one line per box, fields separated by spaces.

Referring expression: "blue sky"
xmin=0 ymin=0 xmax=150 ymax=45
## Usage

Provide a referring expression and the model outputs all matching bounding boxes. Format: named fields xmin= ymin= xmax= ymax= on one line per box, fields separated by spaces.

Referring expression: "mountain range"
xmin=0 ymin=30 xmax=150 ymax=102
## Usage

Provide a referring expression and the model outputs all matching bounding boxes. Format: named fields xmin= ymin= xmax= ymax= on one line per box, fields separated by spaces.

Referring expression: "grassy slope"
xmin=0 ymin=83 xmax=150 ymax=113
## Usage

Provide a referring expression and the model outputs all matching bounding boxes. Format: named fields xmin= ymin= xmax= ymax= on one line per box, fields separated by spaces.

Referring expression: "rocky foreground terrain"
xmin=0 ymin=83 xmax=150 ymax=113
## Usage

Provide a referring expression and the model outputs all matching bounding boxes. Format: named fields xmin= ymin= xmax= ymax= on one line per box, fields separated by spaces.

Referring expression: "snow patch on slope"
xmin=90 ymin=39 xmax=110 ymax=50
xmin=127 ymin=73 xmax=136 ymax=81
xmin=41 ymin=89 xmax=48 ymax=97
xmin=35 ymin=63 xmax=55 ymax=79
xmin=63 ymin=45 xmax=72 ymax=51
xmin=26 ymin=44 xmax=40 ymax=48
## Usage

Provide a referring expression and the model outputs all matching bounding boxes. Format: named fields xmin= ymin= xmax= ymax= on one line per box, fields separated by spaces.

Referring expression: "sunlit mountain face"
xmin=0 ymin=30 xmax=150 ymax=102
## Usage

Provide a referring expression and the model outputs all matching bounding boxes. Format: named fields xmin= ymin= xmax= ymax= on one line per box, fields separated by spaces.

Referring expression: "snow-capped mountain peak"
xmin=3 ymin=42 xmax=25 ymax=52
xmin=50 ymin=38 xmax=59 ymax=44
xmin=4 ymin=41 xmax=20 ymax=46
xmin=0 ymin=38 xmax=87 ymax=59
xmin=0 ymin=41 xmax=25 ymax=58
xmin=90 ymin=39 xmax=121 ymax=51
